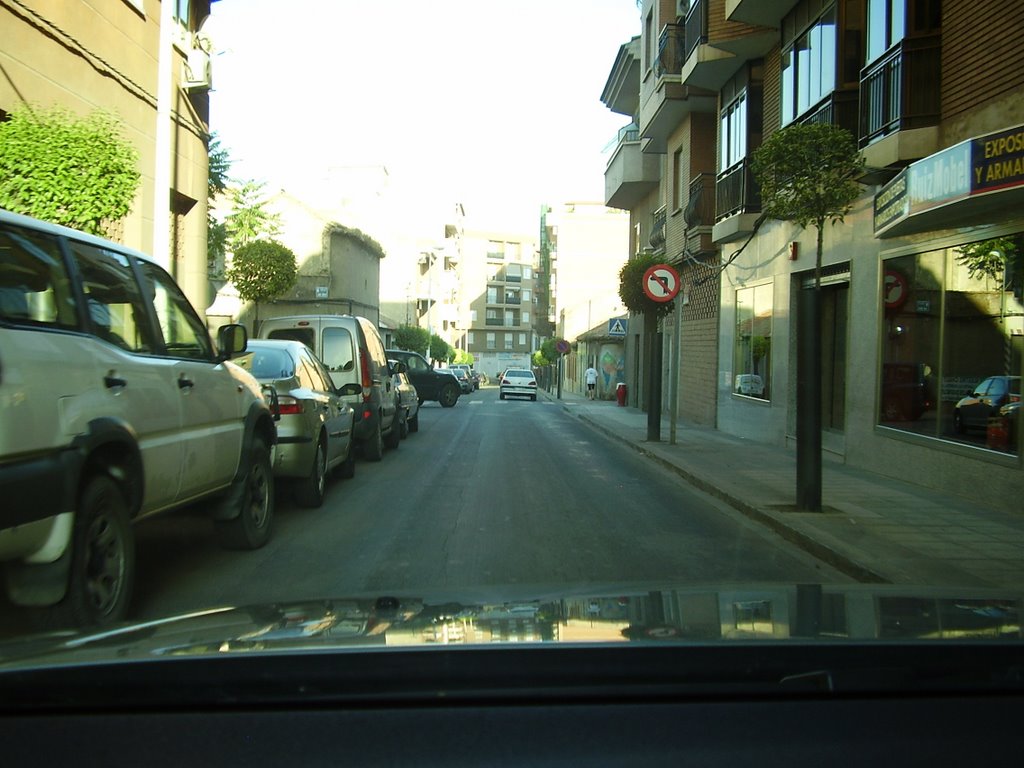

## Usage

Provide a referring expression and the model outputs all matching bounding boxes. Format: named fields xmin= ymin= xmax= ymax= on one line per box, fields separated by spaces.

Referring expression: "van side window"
xmin=0 ymin=225 xmax=77 ymax=329
xmin=322 ymin=327 xmax=355 ymax=372
xmin=68 ymin=242 xmax=157 ymax=353
xmin=136 ymin=261 xmax=214 ymax=360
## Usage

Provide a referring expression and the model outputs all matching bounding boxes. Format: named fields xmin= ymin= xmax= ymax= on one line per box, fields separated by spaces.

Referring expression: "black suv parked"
xmin=386 ymin=349 xmax=460 ymax=408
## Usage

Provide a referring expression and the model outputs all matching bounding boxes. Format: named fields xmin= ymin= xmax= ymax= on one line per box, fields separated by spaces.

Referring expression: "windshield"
xmin=1 ymin=0 xmax=1023 ymax=683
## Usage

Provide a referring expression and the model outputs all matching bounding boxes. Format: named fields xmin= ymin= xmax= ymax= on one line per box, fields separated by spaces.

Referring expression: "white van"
xmin=258 ymin=315 xmax=402 ymax=460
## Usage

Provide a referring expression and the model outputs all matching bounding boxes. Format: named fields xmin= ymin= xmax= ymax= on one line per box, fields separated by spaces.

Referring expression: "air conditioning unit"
xmin=183 ymin=46 xmax=212 ymax=92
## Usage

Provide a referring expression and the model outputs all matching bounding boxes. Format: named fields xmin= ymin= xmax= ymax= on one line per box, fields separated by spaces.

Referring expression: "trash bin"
xmin=616 ymin=382 xmax=627 ymax=407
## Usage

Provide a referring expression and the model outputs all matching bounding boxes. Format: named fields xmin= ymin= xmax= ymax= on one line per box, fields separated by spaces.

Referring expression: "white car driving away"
xmin=499 ymin=368 xmax=537 ymax=401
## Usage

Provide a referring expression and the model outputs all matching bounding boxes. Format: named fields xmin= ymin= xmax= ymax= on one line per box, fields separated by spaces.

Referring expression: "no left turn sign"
xmin=642 ymin=263 xmax=680 ymax=303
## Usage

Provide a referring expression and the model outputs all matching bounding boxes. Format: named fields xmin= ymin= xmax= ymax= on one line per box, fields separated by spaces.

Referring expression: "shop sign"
xmin=874 ymin=123 xmax=1024 ymax=235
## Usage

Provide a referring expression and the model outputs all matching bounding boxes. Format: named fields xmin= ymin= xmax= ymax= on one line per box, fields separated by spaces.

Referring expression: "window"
xmin=137 ymin=261 xmax=213 ymax=360
xmin=523 ymin=312 xmax=531 ymax=326
xmin=523 ymin=266 xmax=533 ymax=280
xmin=781 ymin=5 xmax=837 ymax=124
xmin=505 ymin=288 xmax=520 ymax=304
xmin=719 ymin=94 xmax=747 ymax=171
xmin=644 ymin=9 xmax=654 ymax=71
xmin=866 ymin=0 xmax=905 ymax=63
xmin=487 ymin=286 xmax=498 ymax=304
xmin=672 ymin=148 xmax=683 ymax=210
xmin=504 ymin=310 xmax=516 ymax=327
xmin=470 ymin=309 xmax=478 ymax=322
xmin=733 ymin=283 xmax=773 ymax=400
xmin=321 ymin=327 xmax=355 ymax=373
xmin=522 ymin=289 xmax=532 ymax=303
xmin=504 ymin=333 xmax=514 ymax=350
xmin=69 ymin=243 xmax=159 ymax=354
xmin=467 ymin=331 xmax=475 ymax=345
xmin=486 ymin=332 xmax=496 ymax=349
xmin=487 ymin=241 xmax=504 ymax=260
xmin=880 ymin=239 xmax=1023 ymax=456
xmin=518 ymin=333 xmax=526 ymax=346
xmin=0 ymin=225 xmax=76 ymax=329
xmin=506 ymin=263 xmax=522 ymax=283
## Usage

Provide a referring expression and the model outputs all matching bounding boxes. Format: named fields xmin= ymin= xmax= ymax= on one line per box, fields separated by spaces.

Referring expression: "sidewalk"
xmin=543 ymin=388 xmax=1024 ymax=589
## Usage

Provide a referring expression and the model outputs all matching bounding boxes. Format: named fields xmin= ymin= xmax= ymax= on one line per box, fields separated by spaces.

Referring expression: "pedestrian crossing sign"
xmin=608 ymin=318 xmax=628 ymax=337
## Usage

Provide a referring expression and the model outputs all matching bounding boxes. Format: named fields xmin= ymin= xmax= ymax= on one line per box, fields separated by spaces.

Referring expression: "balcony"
xmin=601 ymin=36 xmax=642 ymax=117
xmin=649 ymin=206 xmax=667 ymax=253
xmin=713 ymin=158 xmax=761 ymax=243
xmin=485 ymin=318 xmax=503 ymax=327
xmin=639 ymin=25 xmax=716 ymax=154
xmin=798 ymin=89 xmax=859 ymax=137
xmin=725 ymin=0 xmax=796 ymax=28
xmin=605 ymin=125 xmax=660 ymax=209
xmin=859 ymin=36 xmax=941 ymax=169
xmin=685 ymin=172 xmax=717 ymax=229
xmin=681 ymin=0 xmax=777 ymax=92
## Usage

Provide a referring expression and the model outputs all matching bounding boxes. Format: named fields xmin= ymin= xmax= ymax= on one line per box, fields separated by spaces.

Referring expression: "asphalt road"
xmin=0 ymin=385 xmax=848 ymax=635
xmin=122 ymin=384 xmax=847 ymax=621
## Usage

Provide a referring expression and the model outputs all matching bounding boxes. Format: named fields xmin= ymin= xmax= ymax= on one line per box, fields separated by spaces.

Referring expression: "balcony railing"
xmin=684 ymin=0 xmax=706 ymax=61
xmin=859 ymin=35 xmax=941 ymax=148
xmin=649 ymin=206 xmax=667 ymax=252
xmin=656 ymin=24 xmax=686 ymax=78
xmin=616 ymin=122 xmax=640 ymax=144
xmin=715 ymin=158 xmax=761 ymax=221
xmin=504 ymin=297 xmax=521 ymax=305
xmin=799 ymin=89 xmax=859 ymax=137
xmin=485 ymin=318 xmax=503 ymax=326
xmin=686 ymin=172 xmax=717 ymax=228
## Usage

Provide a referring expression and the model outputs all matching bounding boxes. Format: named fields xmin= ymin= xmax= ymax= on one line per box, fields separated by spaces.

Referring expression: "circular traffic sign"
xmin=642 ymin=263 xmax=681 ymax=303
xmin=555 ymin=339 xmax=571 ymax=355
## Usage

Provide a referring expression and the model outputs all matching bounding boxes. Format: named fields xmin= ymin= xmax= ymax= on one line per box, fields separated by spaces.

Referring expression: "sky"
xmin=205 ymin=0 xmax=640 ymax=237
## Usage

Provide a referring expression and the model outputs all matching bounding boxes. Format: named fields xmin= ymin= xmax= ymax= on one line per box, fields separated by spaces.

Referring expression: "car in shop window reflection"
xmin=954 ymin=376 xmax=1021 ymax=434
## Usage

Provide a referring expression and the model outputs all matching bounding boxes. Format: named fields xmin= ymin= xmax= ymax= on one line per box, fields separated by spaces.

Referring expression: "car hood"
xmin=1 ymin=582 xmax=1021 ymax=669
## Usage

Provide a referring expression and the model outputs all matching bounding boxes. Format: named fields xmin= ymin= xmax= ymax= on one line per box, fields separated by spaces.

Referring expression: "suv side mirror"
xmin=217 ymin=324 xmax=248 ymax=360
xmin=338 ymin=382 xmax=362 ymax=396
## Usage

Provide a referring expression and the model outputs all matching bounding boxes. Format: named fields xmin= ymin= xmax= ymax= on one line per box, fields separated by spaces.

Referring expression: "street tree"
xmin=225 ymin=180 xmax=280 ymax=250
xmin=429 ymin=334 xmax=452 ymax=365
xmin=393 ymin=325 xmax=430 ymax=356
xmin=0 ymin=105 xmax=139 ymax=236
xmin=751 ymin=122 xmax=865 ymax=511
xmin=227 ymin=239 xmax=297 ymax=333
xmin=207 ymin=133 xmax=231 ymax=276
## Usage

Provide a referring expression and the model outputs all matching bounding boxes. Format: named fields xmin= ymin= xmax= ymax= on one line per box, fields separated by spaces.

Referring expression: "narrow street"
xmin=123 ymin=385 xmax=847 ymax=622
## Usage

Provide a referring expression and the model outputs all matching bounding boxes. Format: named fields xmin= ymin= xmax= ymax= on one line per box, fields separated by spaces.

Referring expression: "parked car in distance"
xmin=0 ymin=210 xmax=277 ymax=628
xmin=390 ymin=359 xmax=420 ymax=436
xmin=237 ymin=340 xmax=356 ymax=508
xmin=450 ymin=363 xmax=479 ymax=390
xmin=447 ymin=366 xmax=474 ymax=394
xmin=954 ymin=375 xmax=1021 ymax=433
xmin=259 ymin=315 xmax=401 ymax=460
xmin=385 ymin=349 xmax=461 ymax=408
xmin=499 ymin=368 xmax=538 ymax=401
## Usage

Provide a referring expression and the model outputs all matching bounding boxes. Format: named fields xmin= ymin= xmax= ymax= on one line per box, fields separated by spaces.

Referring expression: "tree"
xmin=751 ymin=122 xmax=865 ymax=511
xmin=393 ymin=325 xmax=430 ymax=356
xmin=0 ymin=105 xmax=139 ymax=236
xmin=225 ymin=180 xmax=280 ymax=250
xmin=227 ymin=239 xmax=297 ymax=332
xmin=207 ymin=133 xmax=231 ymax=276
xmin=429 ymin=334 xmax=452 ymax=365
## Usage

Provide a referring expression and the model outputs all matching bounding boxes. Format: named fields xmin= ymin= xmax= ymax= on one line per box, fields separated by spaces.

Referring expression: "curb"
xmin=547 ymin=393 xmax=889 ymax=585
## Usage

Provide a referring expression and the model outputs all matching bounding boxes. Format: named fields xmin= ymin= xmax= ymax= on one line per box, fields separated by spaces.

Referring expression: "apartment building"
xmin=449 ymin=230 xmax=540 ymax=377
xmin=0 ymin=0 xmax=214 ymax=310
xmin=604 ymin=0 xmax=1023 ymax=510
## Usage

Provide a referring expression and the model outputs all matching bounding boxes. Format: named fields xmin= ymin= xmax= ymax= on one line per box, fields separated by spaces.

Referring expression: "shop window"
xmin=734 ymin=283 xmax=773 ymax=400
xmin=880 ymin=238 xmax=1023 ymax=455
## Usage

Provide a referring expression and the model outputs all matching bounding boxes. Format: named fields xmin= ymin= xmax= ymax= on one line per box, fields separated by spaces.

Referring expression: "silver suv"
xmin=0 ymin=210 xmax=277 ymax=627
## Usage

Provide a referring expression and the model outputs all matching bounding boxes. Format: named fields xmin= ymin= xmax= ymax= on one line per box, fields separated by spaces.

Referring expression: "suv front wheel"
xmin=215 ymin=437 xmax=274 ymax=550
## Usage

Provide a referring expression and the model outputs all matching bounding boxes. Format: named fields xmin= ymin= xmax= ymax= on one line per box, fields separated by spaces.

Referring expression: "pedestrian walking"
xmin=584 ymin=365 xmax=599 ymax=399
